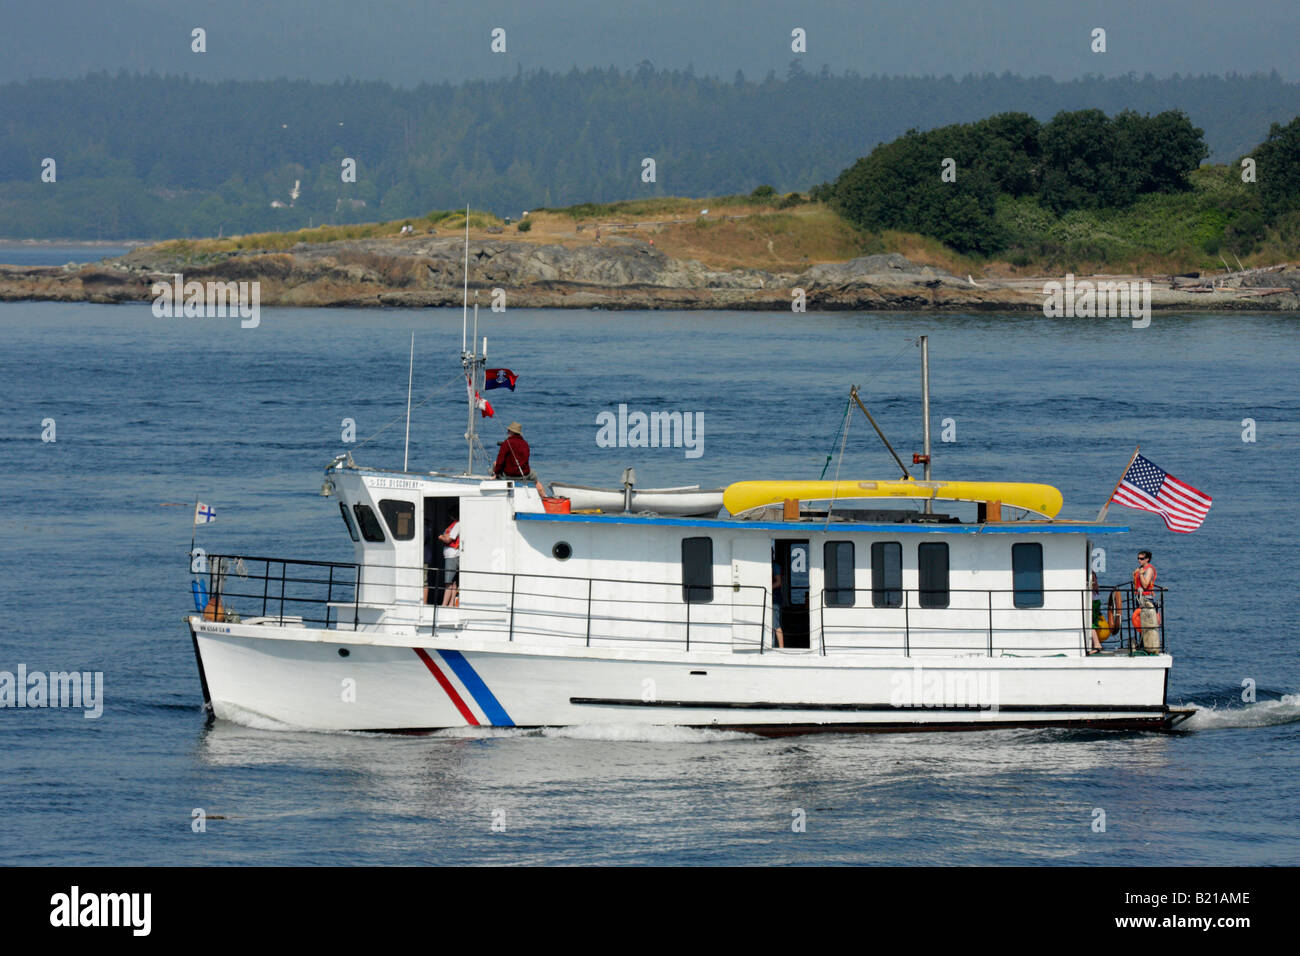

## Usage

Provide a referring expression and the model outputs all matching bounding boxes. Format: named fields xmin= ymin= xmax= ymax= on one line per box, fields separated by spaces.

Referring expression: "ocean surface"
xmin=1 ymin=292 xmax=1298 ymax=866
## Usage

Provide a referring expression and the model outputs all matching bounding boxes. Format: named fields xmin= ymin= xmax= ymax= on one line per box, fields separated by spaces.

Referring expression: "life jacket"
xmin=443 ymin=521 xmax=460 ymax=551
xmin=1132 ymin=564 xmax=1156 ymax=596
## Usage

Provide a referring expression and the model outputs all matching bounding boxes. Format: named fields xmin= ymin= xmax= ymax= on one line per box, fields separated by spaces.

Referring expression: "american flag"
xmin=1111 ymin=454 xmax=1212 ymax=533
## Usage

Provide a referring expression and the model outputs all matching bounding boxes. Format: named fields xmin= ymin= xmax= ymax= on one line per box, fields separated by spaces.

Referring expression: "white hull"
xmin=189 ymin=616 xmax=1176 ymax=733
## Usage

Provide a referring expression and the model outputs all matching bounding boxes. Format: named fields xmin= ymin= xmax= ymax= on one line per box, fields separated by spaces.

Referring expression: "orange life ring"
xmin=1131 ymin=606 xmax=1162 ymax=629
xmin=1106 ymin=590 xmax=1123 ymax=632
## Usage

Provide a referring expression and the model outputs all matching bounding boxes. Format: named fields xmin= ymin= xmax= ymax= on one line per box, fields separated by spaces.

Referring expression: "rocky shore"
xmin=2 ymin=235 xmax=1297 ymax=311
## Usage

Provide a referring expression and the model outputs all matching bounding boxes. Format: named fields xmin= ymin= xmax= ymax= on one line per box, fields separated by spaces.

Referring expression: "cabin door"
xmin=773 ymin=539 xmax=811 ymax=649
xmin=424 ymin=496 xmax=458 ymax=605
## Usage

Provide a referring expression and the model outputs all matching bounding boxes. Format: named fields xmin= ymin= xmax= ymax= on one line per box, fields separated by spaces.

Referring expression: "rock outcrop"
xmin=2 ymin=237 xmax=1296 ymax=311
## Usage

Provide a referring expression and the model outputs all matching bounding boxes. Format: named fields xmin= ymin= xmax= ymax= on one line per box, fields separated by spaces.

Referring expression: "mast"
xmin=465 ymin=301 xmax=483 ymax=475
xmin=461 ymin=207 xmax=481 ymax=475
xmin=920 ymin=335 xmax=932 ymax=513
xmin=462 ymin=205 xmax=469 ymax=353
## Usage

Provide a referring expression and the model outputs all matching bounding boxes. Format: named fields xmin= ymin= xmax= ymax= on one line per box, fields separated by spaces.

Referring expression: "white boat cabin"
xmin=309 ymin=464 xmax=1130 ymax=659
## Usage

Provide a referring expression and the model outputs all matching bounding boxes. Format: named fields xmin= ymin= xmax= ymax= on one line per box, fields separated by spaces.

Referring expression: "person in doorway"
xmin=423 ymin=523 xmax=437 ymax=605
xmin=493 ymin=422 xmax=538 ymax=482
xmin=772 ymin=561 xmax=785 ymax=649
xmin=438 ymin=510 xmax=461 ymax=607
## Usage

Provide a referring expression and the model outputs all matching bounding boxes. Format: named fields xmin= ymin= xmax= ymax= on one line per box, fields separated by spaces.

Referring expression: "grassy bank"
xmin=136 ymin=168 xmax=1296 ymax=277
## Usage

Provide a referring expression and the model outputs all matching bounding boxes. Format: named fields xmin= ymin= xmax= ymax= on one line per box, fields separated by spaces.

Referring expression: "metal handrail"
xmin=196 ymin=554 xmax=770 ymax=651
xmin=817 ymin=584 xmax=1170 ymax=657
xmin=195 ymin=555 xmax=1167 ymax=657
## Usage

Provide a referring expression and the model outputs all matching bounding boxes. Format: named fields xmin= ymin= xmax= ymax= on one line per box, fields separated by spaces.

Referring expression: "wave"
xmin=432 ymin=723 xmax=756 ymax=742
xmin=1182 ymin=691 xmax=1300 ymax=730
xmin=538 ymin=723 xmax=756 ymax=743
xmin=212 ymin=700 xmax=304 ymax=732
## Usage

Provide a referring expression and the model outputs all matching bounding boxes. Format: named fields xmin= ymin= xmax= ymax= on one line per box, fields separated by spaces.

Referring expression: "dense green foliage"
xmin=829 ymin=110 xmax=1212 ymax=253
xmin=2 ymin=68 xmax=1300 ymax=239
xmin=1254 ymin=118 xmax=1300 ymax=219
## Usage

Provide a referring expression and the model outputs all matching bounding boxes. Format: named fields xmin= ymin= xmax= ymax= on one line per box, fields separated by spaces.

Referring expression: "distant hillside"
xmin=3 ymin=69 xmax=1300 ymax=239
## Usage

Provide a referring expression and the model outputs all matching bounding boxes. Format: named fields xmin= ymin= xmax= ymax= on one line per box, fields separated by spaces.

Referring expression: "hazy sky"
xmin=5 ymin=0 xmax=1299 ymax=86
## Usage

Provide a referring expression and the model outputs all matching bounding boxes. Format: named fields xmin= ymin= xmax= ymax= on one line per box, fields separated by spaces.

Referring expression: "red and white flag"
xmin=466 ymin=376 xmax=494 ymax=418
xmin=1110 ymin=454 xmax=1212 ymax=533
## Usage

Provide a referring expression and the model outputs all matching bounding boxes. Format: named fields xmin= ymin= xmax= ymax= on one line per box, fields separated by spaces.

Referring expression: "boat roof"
xmin=515 ymin=512 xmax=1128 ymax=534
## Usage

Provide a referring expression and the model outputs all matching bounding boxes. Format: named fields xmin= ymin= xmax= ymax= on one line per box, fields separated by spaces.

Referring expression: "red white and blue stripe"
xmin=414 ymin=648 xmax=514 ymax=726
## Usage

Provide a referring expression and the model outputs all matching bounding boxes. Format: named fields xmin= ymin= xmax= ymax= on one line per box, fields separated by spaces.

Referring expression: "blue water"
xmin=1 ymin=302 xmax=1298 ymax=865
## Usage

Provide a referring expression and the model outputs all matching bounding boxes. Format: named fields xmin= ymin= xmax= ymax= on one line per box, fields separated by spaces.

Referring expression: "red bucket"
xmin=542 ymin=496 xmax=571 ymax=514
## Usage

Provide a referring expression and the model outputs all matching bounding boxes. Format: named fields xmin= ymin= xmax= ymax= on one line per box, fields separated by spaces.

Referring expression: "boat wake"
xmin=434 ymin=724 xmax=757 ymax=743
xmin=1181 ymin=691 xmax=1300 ymax=730
xmin=214 ymin=700 xmax=305 ymax=732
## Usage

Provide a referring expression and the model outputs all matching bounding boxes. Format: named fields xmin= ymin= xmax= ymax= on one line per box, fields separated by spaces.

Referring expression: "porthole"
xmin=338 ymin=648 xmax=350 ymax=657
xmin=552 ymin=541 xmax=572 ymax=560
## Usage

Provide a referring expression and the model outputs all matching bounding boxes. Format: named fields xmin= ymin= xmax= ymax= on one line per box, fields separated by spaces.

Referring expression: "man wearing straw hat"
xmin=493 ymin=421 xmax=538 ymax=482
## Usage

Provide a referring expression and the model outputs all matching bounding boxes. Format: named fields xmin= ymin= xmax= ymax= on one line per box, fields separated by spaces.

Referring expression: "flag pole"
xmin=189 ymin=495 xmax=199 ymax=567
xmin=1096 ymin=446 xmax=1140 ymax=522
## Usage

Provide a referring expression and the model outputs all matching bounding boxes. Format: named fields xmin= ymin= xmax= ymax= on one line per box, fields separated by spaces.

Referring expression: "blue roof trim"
xmin=516 ymin=512 xmax=1128 ymax=534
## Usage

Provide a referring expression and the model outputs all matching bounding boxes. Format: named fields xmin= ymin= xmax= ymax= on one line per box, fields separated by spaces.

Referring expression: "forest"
xmin=2 ymin=67 xmax=1299 ymax=240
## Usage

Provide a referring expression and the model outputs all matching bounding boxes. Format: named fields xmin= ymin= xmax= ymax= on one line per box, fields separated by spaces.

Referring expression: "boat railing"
xmin=191 ymin=555 xmax=1164 ymax=657
xmin=193 ymin=554 xmax=770 ymax=652
xmin=818 ymin=584 xmax=1167 ymax=656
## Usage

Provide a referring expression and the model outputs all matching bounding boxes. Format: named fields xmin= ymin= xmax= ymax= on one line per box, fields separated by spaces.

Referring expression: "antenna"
xmin=920 ymin=335 xmax=932 ymax=513
xmin=849 ymin=386 xmax=910 ymax=480
xmin=403 ymin=331 xmax=414 ymax=471
xmin=462 ymin=205 xmax=470 ymax=353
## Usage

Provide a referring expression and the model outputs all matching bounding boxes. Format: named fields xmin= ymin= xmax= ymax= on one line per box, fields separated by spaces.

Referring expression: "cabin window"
xmin=338 ymin=502 xmax=360 ymax=542
xmin=681 ymin=537 xmax=713 ymax=604
xmin=918 ymin=542 xmax=949 ymax=608
xmin=352 ymin=503 xmax=386 ymax=542
xmin=824 ymin=541 xmax=855 ymax=607
xmin=871 ymin=542 xmax=903 ymax=608
xmin=379 ymin=499 xmax=415 ymax=540
xmin=1012 ymin=542 xmax=1044 ymax=608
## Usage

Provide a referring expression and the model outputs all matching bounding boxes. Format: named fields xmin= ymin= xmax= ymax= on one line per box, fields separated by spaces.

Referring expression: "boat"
xmin=183 ymin=233 xmax=1192 ymax=734
xmin=549 ymin=481 xmax=724 ymax=516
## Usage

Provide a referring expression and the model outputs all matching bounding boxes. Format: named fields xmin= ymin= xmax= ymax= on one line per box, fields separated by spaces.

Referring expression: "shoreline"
xmin=2 ymin=237 xmax=1296 ymax=312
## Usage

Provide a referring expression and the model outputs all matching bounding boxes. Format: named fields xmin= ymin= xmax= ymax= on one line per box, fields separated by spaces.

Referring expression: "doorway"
xmin=424 ymin=497 xmax=459 ymax=605
xmin=773 ymin=539 xmax=811 ymax=649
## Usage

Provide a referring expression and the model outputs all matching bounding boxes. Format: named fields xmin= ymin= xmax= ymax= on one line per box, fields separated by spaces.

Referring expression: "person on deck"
xmin=1089 ymin=571 xmax=1103 ymax=654
xmin=1133 ymin=551 xmax=1157 ymax=600
xmin=438 ymin=511 xmax=461 ymax=607
xmin=493 ymin=422 xmax=538 ymax=481
xmin=772 ymin=562 xmax=785 ymax=649
xmin=1130 ymin=550 xmax=1160 ymax=647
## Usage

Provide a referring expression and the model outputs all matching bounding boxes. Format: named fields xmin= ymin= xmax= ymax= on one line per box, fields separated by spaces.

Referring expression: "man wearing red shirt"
xmin=493 ymin=422 xmax=536 ymax=480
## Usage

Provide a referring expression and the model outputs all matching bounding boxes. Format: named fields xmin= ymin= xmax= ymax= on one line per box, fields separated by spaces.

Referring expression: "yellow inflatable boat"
xmin=723 ymin=478 xmax=1063 ymax=518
